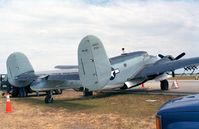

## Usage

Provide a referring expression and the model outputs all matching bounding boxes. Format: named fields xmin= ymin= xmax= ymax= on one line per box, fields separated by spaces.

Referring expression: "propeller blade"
xmin=175 ymin=52 xmax=185 ymax=60
xmin=158 ymin=54 xmax=165 ymax=58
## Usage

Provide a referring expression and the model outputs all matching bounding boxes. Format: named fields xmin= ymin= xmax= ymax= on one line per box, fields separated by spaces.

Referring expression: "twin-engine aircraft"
xmin=6 ymin=35 xmax=199 ymax=103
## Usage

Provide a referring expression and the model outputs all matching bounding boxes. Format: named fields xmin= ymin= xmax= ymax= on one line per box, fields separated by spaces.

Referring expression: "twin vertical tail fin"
xmin=6 ymin=35 xmax=111 ymax=90
xmin=6 ymin=52 xmax=34 ymax=87
xmin=78 ymin=35 xmax=112 ymax=91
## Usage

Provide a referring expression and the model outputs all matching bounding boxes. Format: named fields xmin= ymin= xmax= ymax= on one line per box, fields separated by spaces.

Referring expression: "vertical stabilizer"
xmin=6 ymin=52 xmax=34 ymax=87
xmin=78 ymin=35 xmax=111 ymax=91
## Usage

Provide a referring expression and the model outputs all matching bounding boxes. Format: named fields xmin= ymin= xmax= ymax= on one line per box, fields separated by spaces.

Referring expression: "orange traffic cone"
xmin=6 ymin=94 xmax=12 ymax=113
xmin=172 ymin=80 xmax=179 ymax=89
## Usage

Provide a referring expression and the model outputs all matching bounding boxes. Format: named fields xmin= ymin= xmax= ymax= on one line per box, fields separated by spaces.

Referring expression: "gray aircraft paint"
xmin=31 ymin=50 xmax=158 ymax=91
xmin=78 ymin=35 xmax=111 ymax=91
xmin=5 ymin=35 xmax=199 ymax=92
xmin=6 ymin=52 xmax=34 ymax=87
xmin=30 ymin=52 xmax=153 ymax=91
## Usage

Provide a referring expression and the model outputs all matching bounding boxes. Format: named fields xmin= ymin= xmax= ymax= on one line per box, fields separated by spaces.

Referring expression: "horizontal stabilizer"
xmin=54 ymin=65 xmax=78 ymax=69
xmin=78 ymin=35 xmax=111 ymax=91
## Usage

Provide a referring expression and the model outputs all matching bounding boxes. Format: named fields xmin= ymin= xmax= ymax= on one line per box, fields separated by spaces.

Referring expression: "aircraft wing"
xmin=138 ymin=57 xmax=199 ymax=78
xmin=14 ymin=71 xmax=38 ymax=81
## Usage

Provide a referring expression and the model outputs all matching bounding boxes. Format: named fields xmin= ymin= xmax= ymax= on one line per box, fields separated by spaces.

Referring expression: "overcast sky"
xmin=0 ymin=0 xmax=199 ymax=73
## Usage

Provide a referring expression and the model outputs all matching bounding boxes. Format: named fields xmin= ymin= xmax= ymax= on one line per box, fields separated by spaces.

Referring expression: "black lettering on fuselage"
xmin=82 ymin=49 xmax=88 ymax=52
xmin=92 ymin=43 xmax=99 ymax=50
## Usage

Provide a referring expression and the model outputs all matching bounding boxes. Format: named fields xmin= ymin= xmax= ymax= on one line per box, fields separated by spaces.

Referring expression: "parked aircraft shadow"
xmin=15 ymin=97 xmax=97 ymax=111
xmin=94 ymin=88 xmax=153 ymax=98
xmin=13 ymin=88 xmax=163 ymax=111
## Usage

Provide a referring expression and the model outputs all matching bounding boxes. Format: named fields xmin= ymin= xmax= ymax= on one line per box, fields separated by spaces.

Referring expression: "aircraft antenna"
xmin=122 ymin=48 xmax=125 ymax=54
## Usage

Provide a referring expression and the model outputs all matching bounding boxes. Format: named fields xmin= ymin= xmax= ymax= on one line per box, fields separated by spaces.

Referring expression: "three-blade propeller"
xmin=158 ymin=52 xmax=185 ymax=61
xmin=175 ymin=52 xmax=186 ymax=60
xmin=158 ymin=52 xmax=186 ymax=77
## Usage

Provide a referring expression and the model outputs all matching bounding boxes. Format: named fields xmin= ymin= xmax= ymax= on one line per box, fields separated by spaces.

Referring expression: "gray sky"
xmin=0 ymin=0 xmax=199 ymax=73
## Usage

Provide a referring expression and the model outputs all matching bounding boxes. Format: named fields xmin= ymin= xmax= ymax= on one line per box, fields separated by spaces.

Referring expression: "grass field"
xmin=0 ymin=90 xmax=178 ymax=129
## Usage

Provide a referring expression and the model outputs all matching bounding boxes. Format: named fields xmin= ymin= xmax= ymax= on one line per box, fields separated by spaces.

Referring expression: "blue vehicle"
xmin=156 ymin=94 xmax=199 ymax=129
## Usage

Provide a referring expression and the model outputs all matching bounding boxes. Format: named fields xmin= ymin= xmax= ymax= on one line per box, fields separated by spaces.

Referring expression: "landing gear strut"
xmin=19 ymin=87 xmax=27 ymax=97
xmin=83 ymin=88 xmax=93 ymax=96
xmin=45 ymin=90 xmax=53 ymax=104
xmin=11 ymin=86 xmax=19 ymax=97
xmin=160 ymin=80 xmax=169 ymax=90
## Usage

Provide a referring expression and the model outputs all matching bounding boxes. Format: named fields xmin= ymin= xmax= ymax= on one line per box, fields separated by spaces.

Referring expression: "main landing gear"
xmin=45 ymin=90 xmax=53 ymax=104
xmin=160 ymin=80 xmax=169 ymax=90
xmin=83 ymin=88 xmax=93 ymax=96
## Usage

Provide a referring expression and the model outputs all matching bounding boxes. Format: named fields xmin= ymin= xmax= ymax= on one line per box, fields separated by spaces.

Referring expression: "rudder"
xmin=78 ymin=35 xmax=111 ymax=91
xmin=6 ymin=52 xmax=34 ymax=87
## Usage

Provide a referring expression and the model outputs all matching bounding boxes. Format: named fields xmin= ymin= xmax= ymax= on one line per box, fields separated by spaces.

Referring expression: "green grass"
xmin=0 ymin=91 xmax=180 ymax=129
xmin=14 ymin=92 xmax=178 ymax=118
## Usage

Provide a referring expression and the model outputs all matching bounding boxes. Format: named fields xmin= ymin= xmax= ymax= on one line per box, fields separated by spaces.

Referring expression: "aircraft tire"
xmin=83 ymin=89 xmax=93 ymax=96
xmin=45 ymin=96 xmax=53 ymax=104
xmin=160 ymin=80 xmax=169 ymax=90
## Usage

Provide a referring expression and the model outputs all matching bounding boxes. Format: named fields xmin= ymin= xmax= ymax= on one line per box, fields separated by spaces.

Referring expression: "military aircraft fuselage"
xmin=5 ymin=35 xmax=199 ymax=103
xmin=31 ymin=51 xmax=158 ymax=91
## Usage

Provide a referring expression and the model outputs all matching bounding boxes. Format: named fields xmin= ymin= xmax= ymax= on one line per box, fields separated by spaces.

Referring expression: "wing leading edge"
xmin=138 ymin=57 xmax=199 ymax=78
